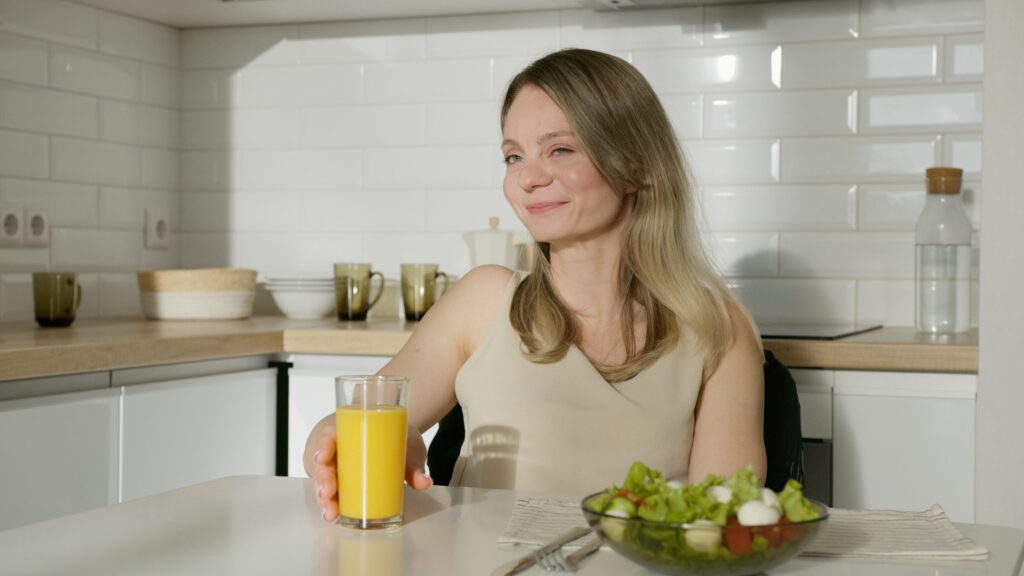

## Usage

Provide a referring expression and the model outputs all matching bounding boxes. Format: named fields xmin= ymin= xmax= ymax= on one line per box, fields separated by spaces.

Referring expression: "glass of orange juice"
xmin=335 ymin=375 xmax=409 ymax=530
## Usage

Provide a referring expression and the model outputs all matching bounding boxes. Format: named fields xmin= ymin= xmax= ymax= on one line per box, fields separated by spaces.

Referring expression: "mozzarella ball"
xmin=737 ymin=500 xmax=782 ymax=526
xmin=707 ymin=485 xmax=733 ymax=504
xmin=684 ymin=520 xmax=722 ymax=552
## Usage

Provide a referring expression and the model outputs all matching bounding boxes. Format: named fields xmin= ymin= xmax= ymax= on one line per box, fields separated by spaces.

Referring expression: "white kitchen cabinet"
xmin=0 ymin=385 xmax=119 ymax=531
xmin=833 ymin=370 xmax=976 ymax=522
xmin=119 ymin=359 xmax=277 ymax=501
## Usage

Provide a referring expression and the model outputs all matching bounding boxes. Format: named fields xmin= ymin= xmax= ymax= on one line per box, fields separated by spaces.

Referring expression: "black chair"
xmin=426 ymin=349 xmax=804 ymax=491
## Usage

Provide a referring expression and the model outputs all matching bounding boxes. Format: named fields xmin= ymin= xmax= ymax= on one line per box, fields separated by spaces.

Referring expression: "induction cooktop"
xmin=758 ymin=323 xmax=883 ymax=340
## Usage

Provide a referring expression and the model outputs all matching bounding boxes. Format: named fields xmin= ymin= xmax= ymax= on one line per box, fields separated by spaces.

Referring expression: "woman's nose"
xmin=516 ymin=160 xmax=552 ymax=192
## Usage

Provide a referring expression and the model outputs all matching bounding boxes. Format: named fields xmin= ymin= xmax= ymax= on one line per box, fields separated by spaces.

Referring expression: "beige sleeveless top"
xmin=451 ymin=272 xmax=706 ymax=493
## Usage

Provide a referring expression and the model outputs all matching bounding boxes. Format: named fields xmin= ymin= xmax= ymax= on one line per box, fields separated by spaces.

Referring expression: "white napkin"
xmin=802 ymin=504 xmax=988 ymax=560
xmin=497 ymin=497 xmax=598 ymax=549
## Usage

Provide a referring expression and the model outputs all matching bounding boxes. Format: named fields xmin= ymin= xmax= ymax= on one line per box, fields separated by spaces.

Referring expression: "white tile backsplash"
xmin=0 ymin=0 xmax=97 ymax=49
xmin=860 ymin=0 xmax=984 ymax=37
xmin=50 ymin=45 xmax=140 ymax=101
xmin=0 ymin=272 xmax=33 ymax=321
xmin=0 ymin=0 xmax=989 ymax=324
xmin=783 ymin=37 xmax=941 ymax=88
xmin=705 ymin=0 xmax=858 ymax=45
xmin=0 ymin=84 xmax=97 ymax=138
xmin=561 ymin=7 xmax=702 ymax=51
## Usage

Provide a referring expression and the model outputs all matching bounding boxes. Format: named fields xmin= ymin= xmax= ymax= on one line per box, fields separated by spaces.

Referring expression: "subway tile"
xmin=99 ymin=187 xmax=177 ymax=230
xmin=241 ymin=232 xmax=363 ymax=279
xmin=181 ymin=25 xmax=299 ymax=69
xmin=363 ymin=62 xmax=426 ymax=104
xmin=291 ymin=233 xmax=364 ymax=278
xmin=0 ymin=246 xmax=48 ymax=271
xmin=298 ymin=18 xmax=426 ymax=63
xmin=51 ymin=228 xmax=143 ymax=271
xmin=707 ymin=233 xmax=779 ymax=277
xmin=98 ymin=11 xmax=178 ymax=67
xmin=424 ymin=189 xmax=522 ymax=233
xmin=361 ymin=232 xmax=468 ymax=279
xmin=237 ymin=149 xmax=362 ymax=191
xmin=783 ymin=37 xmax=941 ymax=89
xmin=98 ymin=273 xmax=142 ymax=317
xmin=702 ymin=185 xmax=856 ymax=231
xmin=860 ymin=85 xmax=982 ymax=133
xmin=943 ymin=133 xmax=981 ymax=177
xmin=426 ymin=11 xmax=559 ymax=58
xmin=0 ymin=84 xmax=97 ymax=138
xmin=426 ymin=59 xmax=493 ymax=102
xmin=782 ymin=135 xmax=939 ymax=183
xmin=0 ymin=178 xmax=97 ymax=227
xmin=684 ymin=139 xmax=779 ymax=186
xmin=560 ymin=7 xmax=701 ymax=51
xmin=180 ymin=192 xmax=228 ymax=233
xmin=52 ymin=137 xmax=140 ymax=186
xmin=945 ymin=35 xmax=983 ymax=82
xmin=50 ymin=45 xmax=140 ymax=101
xmin=780 ymin=232 xmax=914 ymax=278
xmin=141 ymin=148 xmax=178 ymax=190
xmin=859 ymin=181 xmax=980 ymax=231
xmin=185 ymin=108 xmax=300 ymax=150
xmin=140 ymin=64 xmax=178 ymax=108
xmin=238 ymin=64 xmax=361 ymax=108
xmin=181 ymin=233 xmax=236 ymax=269
xmin=99 ymin=99 xmax=136 ymax=143
xmin=632 ymin=45 xmax=780 ymax=93
xmin=0 ymin=31 xmax=47 ymax=85
xmin=704 ymin=90 xmax=855 ymax=138
xmin=857 ymin=279 xmax=914 ymax=327
xmin=661 ymin=94 xmax=702 ymax=140
xmin=300 ymin=190 xmax=426 ymax=233
xmin=141 ymin=233 xmax=180 ymax=270
xmin=860 ymin=0 xmax=984 ymax=37
xmin=426 ymin=102 xmax=499 ymax=145
xmin=301 ymin=105 xmax=424 ymax=148
xmin=0 ymin=273 xmax=33 ymax=321
xmin=0 ymin=0 xmax=97 ymax=49
xmin=181 ymin=69 xmax=240 ymax=110
xmin=0 ymin=129 xmax=47 ymax=178
xmin=181 ymin=151 xmax=236 ymax=191
xmin=363 ymin=146 xmax=493 ymax=189
xmin=705 ymin=0 xmax=857 ymax=44
xmin=137 ymin=105 xmax=178 ymax=149
xmin=728 ymin=278 xmax=856 ymax=324
xmin=183 ymin=191 xmax=299 ymax=232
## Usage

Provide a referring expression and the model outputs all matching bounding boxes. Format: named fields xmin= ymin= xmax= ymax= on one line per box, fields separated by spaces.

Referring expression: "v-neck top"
xmin=451 ymin=271 xmax=706 ymax=493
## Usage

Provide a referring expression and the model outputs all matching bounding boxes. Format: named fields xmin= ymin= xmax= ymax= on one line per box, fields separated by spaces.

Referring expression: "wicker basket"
xmin=137 ymin=268 xmax=257 ymax=320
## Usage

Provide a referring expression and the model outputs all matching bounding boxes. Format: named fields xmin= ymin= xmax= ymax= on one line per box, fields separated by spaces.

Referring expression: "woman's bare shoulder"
xmin=444 ymin=265 xmax=517 ymax=349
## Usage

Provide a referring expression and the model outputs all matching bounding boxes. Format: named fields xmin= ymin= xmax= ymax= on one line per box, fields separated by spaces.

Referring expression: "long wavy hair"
xmin=502 ymin=48 xmax=759 ymax=383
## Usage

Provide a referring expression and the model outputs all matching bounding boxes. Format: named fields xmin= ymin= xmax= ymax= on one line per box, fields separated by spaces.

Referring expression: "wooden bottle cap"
xmin=926 ymin=167 xmax=963 ymax=195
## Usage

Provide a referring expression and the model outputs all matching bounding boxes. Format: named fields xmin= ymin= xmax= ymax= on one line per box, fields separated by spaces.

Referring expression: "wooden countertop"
xmin=0 ymin=317 xmax=978 ymax=382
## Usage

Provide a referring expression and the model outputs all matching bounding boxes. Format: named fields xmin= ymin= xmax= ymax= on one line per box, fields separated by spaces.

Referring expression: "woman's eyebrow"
xmin=501 ymin=131 xmax=575 ymax=148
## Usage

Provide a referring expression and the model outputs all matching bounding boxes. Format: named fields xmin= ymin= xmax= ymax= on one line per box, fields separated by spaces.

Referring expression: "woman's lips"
xmin=526 ymin=201 xmax=567 ymax=214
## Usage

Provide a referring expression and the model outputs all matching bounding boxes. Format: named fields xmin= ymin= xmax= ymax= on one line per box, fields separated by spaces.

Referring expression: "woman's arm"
xmin=303 ymin=265 xmax=513 ymax=520
xmin=687 ymin=308 xmax=767 ymax=484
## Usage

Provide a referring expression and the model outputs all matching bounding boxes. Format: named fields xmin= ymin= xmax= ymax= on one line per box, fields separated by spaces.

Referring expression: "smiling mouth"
xmin=526 ymin=202 xmax=567 ymax=214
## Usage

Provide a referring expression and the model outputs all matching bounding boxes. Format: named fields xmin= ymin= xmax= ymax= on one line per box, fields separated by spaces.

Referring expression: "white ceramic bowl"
xmin=266 ymin=285 xmax=336 ymax=319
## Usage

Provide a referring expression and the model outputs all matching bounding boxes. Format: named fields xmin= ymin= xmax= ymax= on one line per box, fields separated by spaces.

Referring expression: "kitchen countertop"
xmin=0 ymin=317 xmax=978 ymax=382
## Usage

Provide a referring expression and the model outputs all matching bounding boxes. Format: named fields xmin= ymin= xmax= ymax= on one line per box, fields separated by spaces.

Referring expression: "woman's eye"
xmin=503 ymin=154 xmax=522 ymax=165
xmin=551 ymin=147 xmax=573 ymax=156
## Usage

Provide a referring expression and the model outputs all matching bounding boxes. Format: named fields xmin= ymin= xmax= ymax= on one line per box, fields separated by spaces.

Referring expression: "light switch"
xmin=145 ymin=209 xmax=171 ymax=250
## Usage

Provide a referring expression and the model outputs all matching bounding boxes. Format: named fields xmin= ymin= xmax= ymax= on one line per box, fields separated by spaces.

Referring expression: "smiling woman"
xmin=305 ymin=48 xmax=766 ymax=520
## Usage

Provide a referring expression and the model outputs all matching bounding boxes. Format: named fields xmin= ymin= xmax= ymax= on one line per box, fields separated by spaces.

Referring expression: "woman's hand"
xmin=310 ymin=422 xmax=433 ymax=523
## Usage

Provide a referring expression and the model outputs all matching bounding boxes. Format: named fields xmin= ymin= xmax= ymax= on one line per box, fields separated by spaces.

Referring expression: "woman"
xmin=305 ymin=48 xmax=765 ymax=522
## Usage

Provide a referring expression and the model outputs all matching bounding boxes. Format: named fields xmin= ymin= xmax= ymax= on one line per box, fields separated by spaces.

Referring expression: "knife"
xmin=491 ymin=526 xmax=592 ymax=576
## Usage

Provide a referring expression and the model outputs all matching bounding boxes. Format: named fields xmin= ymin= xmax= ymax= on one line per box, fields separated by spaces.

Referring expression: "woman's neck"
xmin=549 ymin=241 xmax=623 ymax=326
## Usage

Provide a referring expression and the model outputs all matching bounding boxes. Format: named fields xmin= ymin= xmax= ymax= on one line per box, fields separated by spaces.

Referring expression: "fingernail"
xmin=322 ymin=508 xmax=329 ymax=521
xmin=316 ymin=483 xmax=323 ymax=498
xmin=313 ymin=450 xmax=321 ymax=462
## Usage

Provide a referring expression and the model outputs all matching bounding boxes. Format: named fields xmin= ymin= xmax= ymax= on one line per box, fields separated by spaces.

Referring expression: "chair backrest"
xmin=426 ymin=349 xmax=805 ymax=490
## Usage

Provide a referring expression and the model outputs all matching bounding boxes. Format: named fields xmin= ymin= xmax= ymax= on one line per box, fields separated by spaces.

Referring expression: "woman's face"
xmin=501 ymin=85 xmax=633 ymax=248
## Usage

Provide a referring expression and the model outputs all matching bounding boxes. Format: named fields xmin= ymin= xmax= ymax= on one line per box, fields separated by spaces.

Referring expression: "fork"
xmin=536 ymin=536 xmax=602 ymax=572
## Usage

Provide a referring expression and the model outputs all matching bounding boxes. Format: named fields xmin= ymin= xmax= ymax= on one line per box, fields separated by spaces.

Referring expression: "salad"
xmin=584 ymin=462 xmax=823 ymax=567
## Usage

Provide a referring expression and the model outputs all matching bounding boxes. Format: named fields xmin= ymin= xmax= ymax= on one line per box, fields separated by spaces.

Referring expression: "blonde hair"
xmin=501 ymin=48 xmax=759 ymax=383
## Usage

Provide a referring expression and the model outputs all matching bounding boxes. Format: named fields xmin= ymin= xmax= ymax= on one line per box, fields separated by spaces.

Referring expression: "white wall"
xmin=179 ymin=0 xmax=985 ymax=328
xmin=976 ymin=0 xmax=1024 ymax=530
xmin=0 ymin=0 xmax=180 ymax=320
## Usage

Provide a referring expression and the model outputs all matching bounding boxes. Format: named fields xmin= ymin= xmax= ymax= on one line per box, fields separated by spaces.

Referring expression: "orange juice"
xmin=336 ymin=405 xmax=408 ymax=522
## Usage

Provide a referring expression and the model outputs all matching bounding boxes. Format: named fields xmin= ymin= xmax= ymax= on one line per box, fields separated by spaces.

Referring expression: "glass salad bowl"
xmin=580 ymin=493 xmax=829 ymax=576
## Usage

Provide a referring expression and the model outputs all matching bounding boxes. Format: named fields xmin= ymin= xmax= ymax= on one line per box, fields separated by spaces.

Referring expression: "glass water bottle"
xmin=915 ymin=167 xmax=971 ymax=334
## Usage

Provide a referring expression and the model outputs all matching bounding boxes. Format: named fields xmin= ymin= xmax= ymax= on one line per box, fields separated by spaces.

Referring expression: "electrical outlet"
xmin=0 ymin=204 xmax=23 ymax=247
xmin=23 ymin=206 xmax=48 ymax=247
xmin=145 ymin=209 xmax=170 ymax=250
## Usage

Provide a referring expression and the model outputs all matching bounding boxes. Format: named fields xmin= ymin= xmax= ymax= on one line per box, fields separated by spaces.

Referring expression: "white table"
xmin=0 ymin=476 xmax=1021 ymax=576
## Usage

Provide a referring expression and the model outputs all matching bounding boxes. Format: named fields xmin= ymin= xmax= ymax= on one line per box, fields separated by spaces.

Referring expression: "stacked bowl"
xmin=264 ymin=277 xmax=336 ymax=319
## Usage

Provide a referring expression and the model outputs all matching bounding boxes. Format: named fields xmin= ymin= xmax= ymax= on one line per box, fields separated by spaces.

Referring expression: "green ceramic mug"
xmin=334 ymin=263 xmax=385 ymax=321
xmin=33 ymin=272 xmax=82 ymax=328
xmin=400 ymin=264 xmax=449 ymax=322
